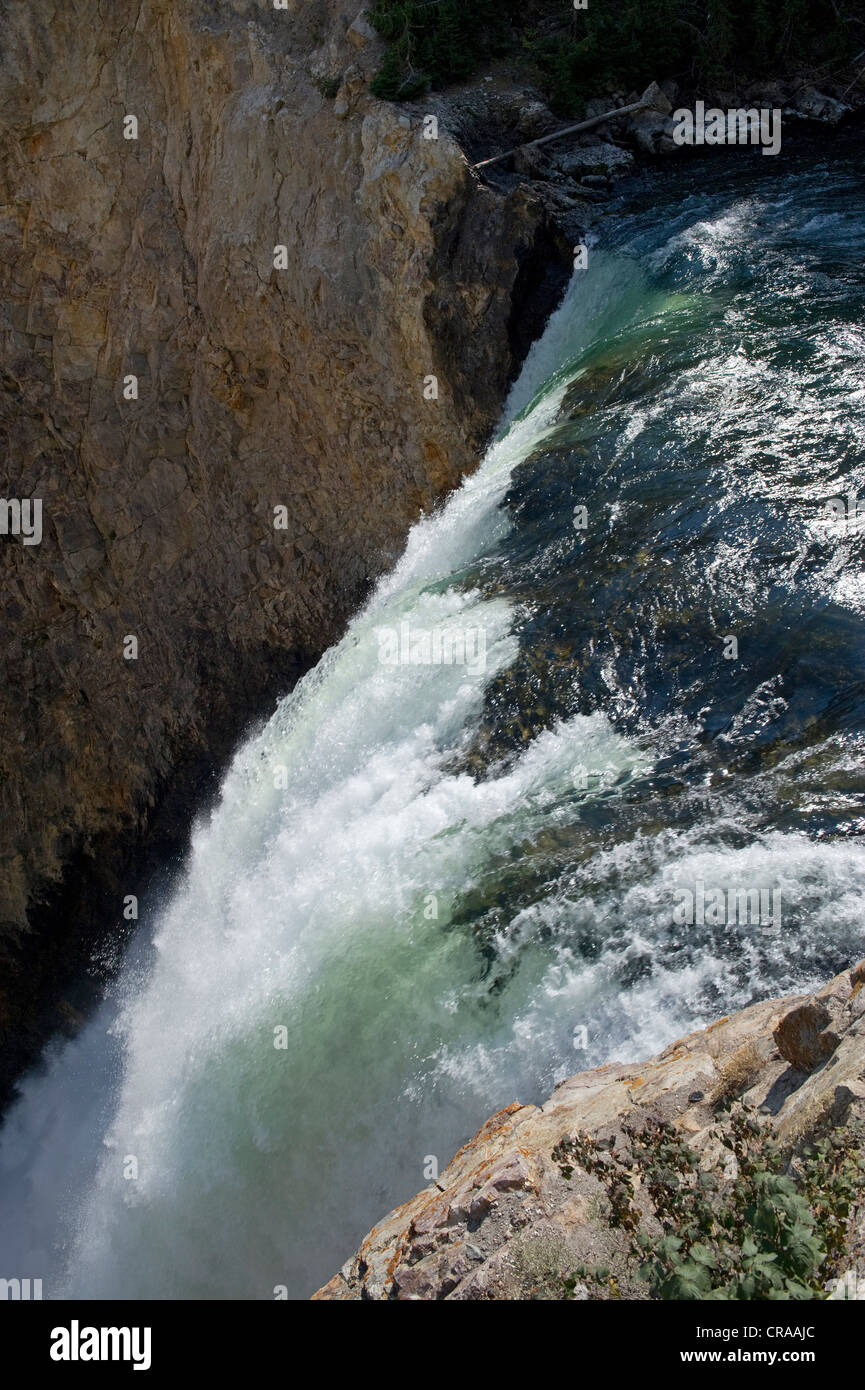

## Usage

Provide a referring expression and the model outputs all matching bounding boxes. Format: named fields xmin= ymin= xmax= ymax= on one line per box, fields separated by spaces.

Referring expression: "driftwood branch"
xmin=470 ymin=97 xmax=651 ymax=172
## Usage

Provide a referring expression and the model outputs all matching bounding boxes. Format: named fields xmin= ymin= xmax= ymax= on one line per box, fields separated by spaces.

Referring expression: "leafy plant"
xmin=556 ymin=1108 xmax=864 ymax=1300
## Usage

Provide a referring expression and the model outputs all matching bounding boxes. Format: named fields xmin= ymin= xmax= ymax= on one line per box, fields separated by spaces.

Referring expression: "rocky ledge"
xmin=314 ymin=961 xmax=865 ymax=1300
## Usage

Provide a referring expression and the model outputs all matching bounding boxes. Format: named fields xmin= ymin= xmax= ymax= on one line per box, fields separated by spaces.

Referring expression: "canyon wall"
xmin=0 ymin=0 xmax=564 ymax=1095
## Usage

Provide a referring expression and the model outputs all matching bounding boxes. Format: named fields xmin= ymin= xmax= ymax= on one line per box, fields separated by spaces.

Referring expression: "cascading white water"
xmin=0 ymin=258 xmax=642 ymax=1297
xmin=68 ymin=256 xmax=668 ymax=1299
xmin=3 ymin=149 xmax=865 ymax=1298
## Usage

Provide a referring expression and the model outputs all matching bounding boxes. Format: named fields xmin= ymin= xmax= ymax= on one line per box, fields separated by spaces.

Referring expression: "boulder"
xmin=347 ymin=11 xmax=378 ymax=47
xmin=774 ymin=963 xmax=865 ymax=1072
xmin=512 ymin=97 xmax=559 ymax=142
xmin=774 ymin=999 xmax=840 ymax=1072
xmin=792 ymin=87 xmax=850 ymax=123
xmin=630 ymin=110 xmax=676 ymax=155
xmin=584 ymin=97 xmax=613 ymax=121
xmin=550 ymin=142 xmax=634 ymax=180
xmin=512 ymin=144 xmax=554 ymax=180
xmin=640 ymin=80 xmax=672 ymax=115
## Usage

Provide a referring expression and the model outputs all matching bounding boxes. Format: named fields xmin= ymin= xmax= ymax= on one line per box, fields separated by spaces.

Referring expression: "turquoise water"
xmin=2 ymin=132 xmax=865 ymax=1299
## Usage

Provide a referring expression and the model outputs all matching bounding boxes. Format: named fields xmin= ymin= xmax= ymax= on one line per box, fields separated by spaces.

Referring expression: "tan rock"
xmin=347 ymin=13 xmax=378 ymax=49
xmin=315 ymin=961 xmax=865 ymax=1299
xmin=774 ymin=999 xmax=839 ymax=1072
xmin=640 ymin=81 xmax=673 ymax=115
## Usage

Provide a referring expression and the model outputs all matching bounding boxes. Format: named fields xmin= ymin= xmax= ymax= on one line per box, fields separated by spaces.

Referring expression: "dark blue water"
xmin=2 ymin=129 xmax=864 ymax=1300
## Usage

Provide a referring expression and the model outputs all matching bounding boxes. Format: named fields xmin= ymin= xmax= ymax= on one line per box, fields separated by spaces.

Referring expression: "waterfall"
xmin=3 ymin=140 xmax=865 ymax=1298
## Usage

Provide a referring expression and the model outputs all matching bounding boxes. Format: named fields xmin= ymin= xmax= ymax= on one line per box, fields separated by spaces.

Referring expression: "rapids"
xmin=2 ymin=131 xmax=865 ymax=1299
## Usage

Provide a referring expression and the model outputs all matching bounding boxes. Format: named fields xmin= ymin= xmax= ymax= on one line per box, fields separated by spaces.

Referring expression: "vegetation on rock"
xmin=367 ymin=1 xmax=863 ymax=112
xmin=554 ymin=1108 xmax=865 ymax=1300
xmin=367 ymin=0 xmax=521 ymax=99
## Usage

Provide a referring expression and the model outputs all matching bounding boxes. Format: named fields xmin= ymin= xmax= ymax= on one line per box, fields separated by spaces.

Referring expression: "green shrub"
xmin=367 ymin=0 xmax=521 ymax=100
xmin=366 ymin=1 xmax=862 ymax=115
xmin=555 ymin=1108 xmax=865 ymax=1300
xmin=529 ymin=1 xmax=861 ymax=116
xmin=313 ymin=74 xmax=341 ymax=100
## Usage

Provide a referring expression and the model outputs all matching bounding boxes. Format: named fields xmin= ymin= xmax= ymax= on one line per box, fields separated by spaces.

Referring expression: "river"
xmin=2 ymin=129 xmax=865 ymax=1299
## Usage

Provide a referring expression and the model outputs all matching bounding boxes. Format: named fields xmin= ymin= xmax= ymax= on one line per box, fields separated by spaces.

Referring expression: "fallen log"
xmin=470 ymin=97 xmax=651 ymax=172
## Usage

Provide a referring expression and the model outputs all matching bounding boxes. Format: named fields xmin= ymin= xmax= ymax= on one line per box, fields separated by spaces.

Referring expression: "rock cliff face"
xmin=0 ymin=1 xmax=566 ymax=1095
xmin=314 ymin=961 xmax=865 ymax=1300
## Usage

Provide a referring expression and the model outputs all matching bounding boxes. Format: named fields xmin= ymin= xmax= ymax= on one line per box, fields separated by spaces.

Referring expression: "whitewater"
xmin=2 ymin=136 xmax=865 ymax=1298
